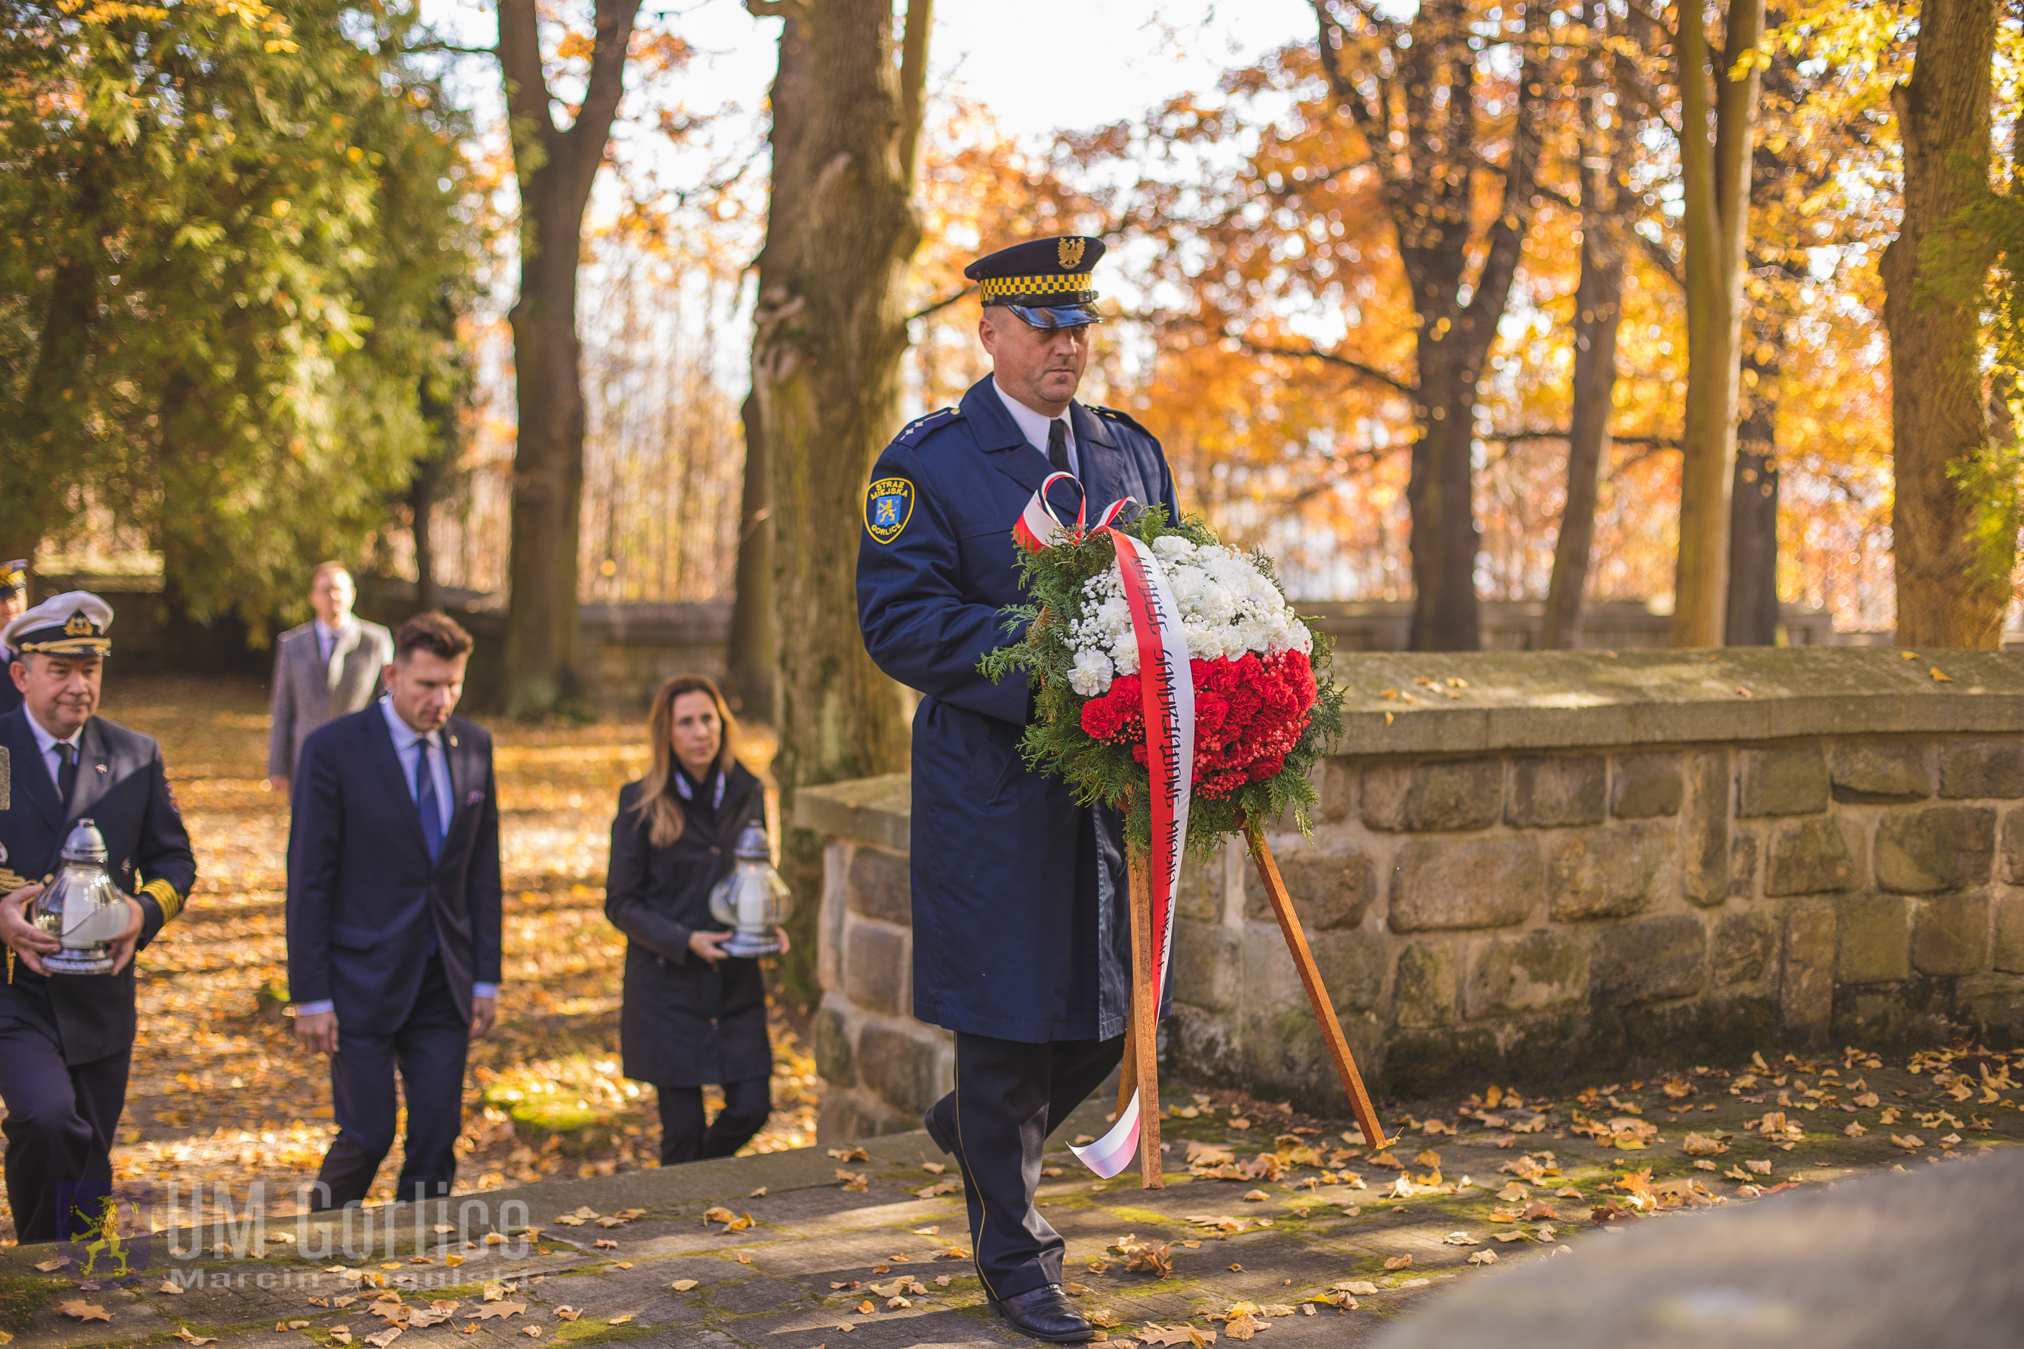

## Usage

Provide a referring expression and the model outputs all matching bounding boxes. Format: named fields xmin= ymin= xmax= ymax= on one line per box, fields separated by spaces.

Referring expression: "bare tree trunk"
xmin=410 ymin=451 xmax=451 ymax=615
xmin=497 ymin=0 xmax=644 ymax=714
xmin=2 ymin=244 xmax=96 ymax=575
xmin=1883 ymin=0 xmax=2009 ymax=648
xmin=1314 ymin=0 xmax=1549 ymax=651
xmin=1541 ymin=254 xmax=1624 ymax=650
xmin=1543 ymin=1 xmax=1630 ymax=651
xmin=1670 ymin=0 xmax=1764 ymax=647
xmin=725 ymin=393 xmax=776 ymax=721
xmin=412 ymin=295 xmax=464 ymax=617
xmin=747 ymin=0 xmax=928 ymax=1000
xmin=725 ymin=15 xmax=809 ymax=726
xmin=1406 ymin=346 xmax=1487 ymax=651
xmin=1726 ymin=341 xmax=1782 ymax=643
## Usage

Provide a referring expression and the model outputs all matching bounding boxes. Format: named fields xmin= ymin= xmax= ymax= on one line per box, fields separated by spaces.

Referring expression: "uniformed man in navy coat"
xmin=0 ymin=592 xmax=196 ymax=1243
xmin=857 ymin=236 xmax=1180 ymax=1344
xmin=0 ymin=562 xmax=30 ymax=717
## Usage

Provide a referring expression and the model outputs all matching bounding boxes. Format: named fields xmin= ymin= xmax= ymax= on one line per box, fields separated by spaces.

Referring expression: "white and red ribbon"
xmin=1015 ymin=479 xmax=1193 ymax=1179
xmin=1014 ymin=472 xmax=1133 ymax=553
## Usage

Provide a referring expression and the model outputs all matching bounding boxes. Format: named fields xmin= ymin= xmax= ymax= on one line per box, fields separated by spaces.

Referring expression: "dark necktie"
xmin=1046 ymin=418 xmax=1073 ymax=477
xmin=56 ymin=742 xmax=77 ymax=808
xmin=416 ymin=739 xmax=444 ymax=864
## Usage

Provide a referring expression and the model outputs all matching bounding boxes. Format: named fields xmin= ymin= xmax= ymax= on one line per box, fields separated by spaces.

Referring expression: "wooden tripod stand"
xmin=1115 ymin=830 xmax=1390 ymax=1188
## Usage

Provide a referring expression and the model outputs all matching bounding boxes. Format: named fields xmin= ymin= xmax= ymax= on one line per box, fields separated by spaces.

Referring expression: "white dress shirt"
xmin=25 ymin=710 xmax=82 ymax=801
xmin=992 ymin=376 xmax=1080 ymax=478
xmin=293 ymin=698 xmax=493 ymax=1018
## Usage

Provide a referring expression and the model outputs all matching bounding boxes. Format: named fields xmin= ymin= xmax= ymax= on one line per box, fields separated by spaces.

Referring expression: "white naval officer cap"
xmin=3 ymin=591 xmax=114 ymax=659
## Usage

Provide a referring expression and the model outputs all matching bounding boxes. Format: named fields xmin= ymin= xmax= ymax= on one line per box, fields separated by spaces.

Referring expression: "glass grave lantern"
xmin=33 ymin=819 xmax=132 ymax=975
xmin=707 ymin=822 xmax=791 ymax=957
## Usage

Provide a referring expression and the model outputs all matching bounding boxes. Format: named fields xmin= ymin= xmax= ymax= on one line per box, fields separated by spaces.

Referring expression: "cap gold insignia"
xmin=1057 ymin=238 xmax=1086 ymax=270
xmin=64 ymin=613 xmax=93 ymax=637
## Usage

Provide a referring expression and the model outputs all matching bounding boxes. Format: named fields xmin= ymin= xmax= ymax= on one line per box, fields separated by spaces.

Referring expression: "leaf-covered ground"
xmin=0 ymin=676 xmax=819 ymax=1244
xmin=2 ymin=1041 xmax=2019 ymax=1346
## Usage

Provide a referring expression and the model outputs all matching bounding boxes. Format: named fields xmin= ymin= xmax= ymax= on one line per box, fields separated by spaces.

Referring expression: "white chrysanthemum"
xmin=1061 ymin=533 xmax=1309 ymax=695
xmin=1068 ymin=648 xmax=1115 ymax=696
xmin=1096 ymin=595 xmax=1132 ymax=636
xmin=1165 ymin=564 xmax=1205 ymax=607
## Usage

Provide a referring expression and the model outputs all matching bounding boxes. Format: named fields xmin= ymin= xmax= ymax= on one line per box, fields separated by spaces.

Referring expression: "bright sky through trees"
xmin=421 ymin=0 xmax=1317 ymax=144
xmin=394 ymin=0 xmax=1912 ymax=636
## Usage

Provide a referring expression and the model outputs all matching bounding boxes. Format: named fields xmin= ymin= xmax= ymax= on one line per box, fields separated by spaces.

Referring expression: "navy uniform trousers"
xmin=0 ymin=1022 xmax=129 ymax=1242
xmin=926 ymin=1035 xmax=1124 ymax=1300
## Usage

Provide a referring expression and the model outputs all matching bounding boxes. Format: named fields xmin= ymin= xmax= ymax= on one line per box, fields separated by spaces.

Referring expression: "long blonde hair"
xmin=633 ymin=674 xmax=741 ymax=847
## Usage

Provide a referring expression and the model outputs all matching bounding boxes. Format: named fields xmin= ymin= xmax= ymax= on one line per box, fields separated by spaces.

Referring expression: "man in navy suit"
xmin=285 ymin=611 xmax=501 ymax=1209
xmin=0 ymin=592 xmax=195 ymax=1242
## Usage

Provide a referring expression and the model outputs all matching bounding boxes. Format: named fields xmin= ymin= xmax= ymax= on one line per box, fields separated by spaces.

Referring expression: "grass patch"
xmin=1096 ymin=1205 xmax=1175 ymax=1228
xmin=553 ymin=1317 xmax=656 ymax=1345
xmin=0 ymin=1276 xmax=66 ymax=1335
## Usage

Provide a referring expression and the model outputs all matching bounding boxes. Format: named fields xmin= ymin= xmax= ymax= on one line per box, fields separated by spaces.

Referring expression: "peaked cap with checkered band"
xmin=964 ymin=235 xmax=1106 ymax=328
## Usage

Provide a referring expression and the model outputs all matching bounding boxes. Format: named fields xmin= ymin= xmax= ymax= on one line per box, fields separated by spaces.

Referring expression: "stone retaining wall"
xmin=799 ymin=649 xmax=2024 ymax=1140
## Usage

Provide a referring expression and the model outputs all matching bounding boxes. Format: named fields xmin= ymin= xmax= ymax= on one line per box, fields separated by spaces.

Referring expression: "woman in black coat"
xmin=605 ymin=674 xmax=784 ymax=1165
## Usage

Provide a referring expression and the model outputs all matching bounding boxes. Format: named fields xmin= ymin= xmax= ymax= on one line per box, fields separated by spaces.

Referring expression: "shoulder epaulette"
xmin=1093 ymin=404 xmax=1155 ymax=438
xmin=893 ymin=407 xmax=963 ymax=448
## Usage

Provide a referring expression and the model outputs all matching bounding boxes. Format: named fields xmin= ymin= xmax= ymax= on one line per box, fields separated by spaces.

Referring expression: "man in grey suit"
xmin=269 ymin=563 xmax=395 ymax=792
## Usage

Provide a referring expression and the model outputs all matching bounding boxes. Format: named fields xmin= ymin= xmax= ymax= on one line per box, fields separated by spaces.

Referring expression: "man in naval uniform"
xmin=0 ymin=593 xmax=195 ymax=1243
xmin=856 ymin=236 xmax=1180 ymax=1343
xmin=0 ymin=562 xmax=29 ymax=717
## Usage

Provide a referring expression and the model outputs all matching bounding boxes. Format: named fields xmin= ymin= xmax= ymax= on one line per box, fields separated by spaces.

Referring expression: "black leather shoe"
xmin=989 ymin=1284 xmax=1094 ymax=1343
xmin=922 ymin=1100 xmax=954 ymax=1156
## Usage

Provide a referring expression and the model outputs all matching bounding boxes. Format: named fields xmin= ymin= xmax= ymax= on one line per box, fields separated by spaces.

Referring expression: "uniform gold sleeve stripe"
xmin=139 ymin=878 xmax=184 ymax=923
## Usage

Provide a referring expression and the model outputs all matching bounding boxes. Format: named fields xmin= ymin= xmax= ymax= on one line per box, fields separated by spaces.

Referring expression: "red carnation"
xmin=1077 ymin=647 xmax=1316 ymax=799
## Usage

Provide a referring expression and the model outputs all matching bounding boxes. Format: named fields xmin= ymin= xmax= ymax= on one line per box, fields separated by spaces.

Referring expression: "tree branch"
xmin=1234 ymin=335 xmax=1416 ymax=395
xmin=497 ymin=0 xmax=559 ymax=148
xmin=896 ymin=0 xmax=932 ymax=193
xmin=1629 ymin=224 xmax=1685 ymax=289
xmin=1462 ymin=0 xmax=1548 ymax=331
xmin=1311 ymin=1 xmax=1403 ymax=206
xmin=1619 ymin=0 xmax=1676 ymax=46
xmin=554 ymin=0 xmax=648 ymax=214
xmin=907 ymin=284 xmax=973 ymax=323
xmin=1528 ymin=175 xmax=1684 ymax=289
xmin=1482 ymin=429 xmax=1680 ymax=449
xmin=404 ymin=40 xmax=497 ymax=58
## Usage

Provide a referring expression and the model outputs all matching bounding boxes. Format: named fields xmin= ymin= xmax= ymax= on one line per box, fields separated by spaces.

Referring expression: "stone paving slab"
xmin=1372 ymin=1146 xmax=2024 ymax=1349
xmin=4 ymin=1048 xmax=2020 ymax=1347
